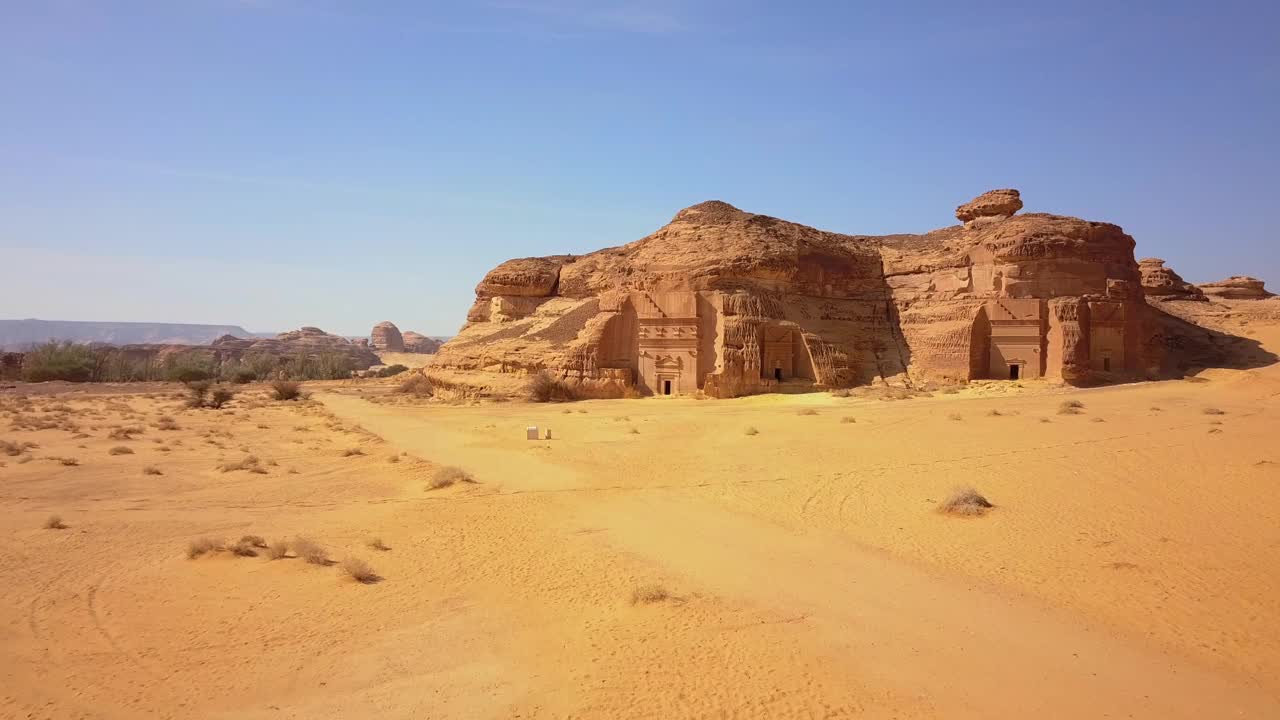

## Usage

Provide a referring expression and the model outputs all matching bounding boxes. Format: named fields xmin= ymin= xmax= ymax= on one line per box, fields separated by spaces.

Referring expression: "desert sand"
xmin=2 ymin=324 xmax=1279 ymax=718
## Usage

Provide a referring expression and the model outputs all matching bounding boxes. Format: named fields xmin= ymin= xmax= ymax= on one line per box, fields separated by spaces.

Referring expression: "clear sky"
xmin=2 ymin=0 xmax=1277 ymax=337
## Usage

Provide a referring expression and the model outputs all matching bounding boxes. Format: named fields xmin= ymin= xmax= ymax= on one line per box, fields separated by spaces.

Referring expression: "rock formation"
xmin=432 ymin=190 xmax=1263 ymax=396
xmin=116 ymin=327 xmax=380 ymax=375
xmin=1139 ymin=258 xmax=1205 ymax=301
xmin=370 ymin=322 xmax=405 ymax=352
xmin=955 ymin=189 xmax=1023 ymax=225
xmin=1197 ymin=276 xmax=1274 ymax=300
xmin=402 ymin=331 xmax=442 ymax=354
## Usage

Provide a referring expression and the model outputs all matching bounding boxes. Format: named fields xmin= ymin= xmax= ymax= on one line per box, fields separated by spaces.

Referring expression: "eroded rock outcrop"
xmin=117 ymin=327 xmax=380 ymax=376
xmin=402 ymin=331 xmax=442 ymax=354
xmin=1198 ymin=276 xmax=1273 ymax=300
xmin=1139 ymin=258 xmax=1205 ymax=301
xmin=370 ymin=321 xmax=405 ymax=352
xmin=955 ymin=189 xmax=1023 ymax=224
xmin=432 ymin=190 xmax=1258 ymax=395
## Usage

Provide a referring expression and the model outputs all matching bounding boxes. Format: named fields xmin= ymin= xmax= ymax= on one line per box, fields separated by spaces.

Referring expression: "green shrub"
xmin=21 ymin=341 xmax=95 ymax=382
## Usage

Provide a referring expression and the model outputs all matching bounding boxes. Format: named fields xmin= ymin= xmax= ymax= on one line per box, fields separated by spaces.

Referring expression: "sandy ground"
xmin=2 ymin=330 xmax=1280 ymax=718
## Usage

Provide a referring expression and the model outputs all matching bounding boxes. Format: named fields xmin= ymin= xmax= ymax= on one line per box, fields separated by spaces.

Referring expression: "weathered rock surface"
xmin=1139 ymin=258 xmax=1205 ymax=301
xmin=1198 ymin=276 xmax=1273 ymax=300
xmin=370 ymin=321 xmax=405 ymax=352
xmin=402 ymin=331 xmax=442 ymax=354
xmin=955 ymin=189 xmax=1023 ymax=224
xmin=432 ymin=190 xmax=1266 ymax=395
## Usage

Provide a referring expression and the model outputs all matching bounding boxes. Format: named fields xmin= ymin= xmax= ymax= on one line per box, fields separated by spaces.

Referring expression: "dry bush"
xmin=829 ymin=388 xmax=852 ymax=398
xmin=986 ymin=409 xmax=1003 ymax=417
xmin=367 ymin=537 xmax=390 ymax=551
xmin=207 ymin=387 xmax=235 ymax=409
xmin=630 ymin=584 xmax=670 ymax=605
xmin=937 ymin=487 xmax=994 ymax=517
xmin=526 ymin=371 xmax=578 ymax=403
xmin=342 ymin=447 xmax=365 ymax=457
xmin=744 ymin=426 xmax=759 ymax=436
xmin=142 ymin=465 xmax=162 ymax=475
xmin=397 ymin=374 xmax=434 ymax=397
xmin=44 ymin=514 xmax=67 ymax=530
xmin=186 ymin=536 xmax=224 ymax=559
xmin=108 ymin=446 xmax=134 ymax=455
xmin=266 ymin=539 xmax=290 ymax=560
xmin=947 ymin=413 xmax=963 ymax=421
xmin=240 ymin=534 xmax=267 ymax=548
xmin=341 ymin=557 xmax=380 ymax=584
xmin=429 ymin=465 xmax=475 ymax=489
xmin=293 ymin=537 xmax=328 ymax=565
xmin=270 ymin=380 xmax=304 ymax=401
xmin=797 ymin=408 xmax=819 ymax=416
xmin=230 ymin=538 xmax=259 ymax=557
xmin=220 ymin=455 xmax=266 ymax=474
xmin=185 ymin=381 xmax=212 ymax=408
xmin=1058 ymin=400 xmax=1085 ymax=415
xmin=840 ymin=416 xmax=856 ymax=424
xmin=627 ymin=426 xmax=640 ymax=434
xmin=2 ymin=439 xmax=26 ymax=456
xmin=156 ymin=416 xmax=179 ymax=431
xmin=1090 ymin=417 xmax=1106 ymax=423
xmin=386 ymin=454 xmax=400 ymax=463
xmin=1203 ymin=407 xmax=1226 ymax=415
xmin=107 ymin=426 xmax=143 ymax=441
xmin=55 ymin=457 xmax=79 ymax=466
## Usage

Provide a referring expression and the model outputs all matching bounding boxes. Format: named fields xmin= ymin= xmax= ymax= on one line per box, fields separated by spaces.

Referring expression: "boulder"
xmin=1197 ymin=276 xmax=1273 ymax=300
xmin=370 ymin=321 xmax=405 ymax=352
xmin=956 ymin=189 xmax=1023 ymax=224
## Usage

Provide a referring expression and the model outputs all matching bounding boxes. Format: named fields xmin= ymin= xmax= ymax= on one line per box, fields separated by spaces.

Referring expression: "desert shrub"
xmin=397 ymin=374 xmax=434 ymax=397
xmin=186 ymin=536 xmax=224 ymax=558
xmin=230 ymin=538 xmax=258 ymax=557
xmin=156 ymin=416 xmax=179 ymax=431
xmin=367 ymin=537 xmax=390 ymax=551
xmin=377 ymin=364 xmax=409 ymax=378
xmin=937 ymin=487 xmax=994 ymax=517
xmin=342 ymin=447 xmax=364 ymax=457
xmin=1058 ymin=399 xmax=1085 ymax=415
xmin=108 ymin=446 xmax=134 ymax=455
xmin=1203 ymin=407 xmax=1226 ymax=415
xmin=341 ymin=557 xmax=379 ymax=583
xmin=220 ymin=455 xmax=265 ymax=473
xmin=386 ymin=454 xmax=400 ymax=463
xmin=630 ymin=584 xmax=670 ymax=605
xmin=2 ymin=439 xmax=26 ymax=456
xmin=947 ymin=413 xmax=962 ymax=421
xmin=270 ymin=380 xmax=304 ymax=401
xmin=283 ymin=352 xmax=354 ymax=381
xmin=840 ymin=416 xmax=856 ymax=424
xmin=744 ymin=426 xmax=759 ymax=436
xmin=429 ymin=465 xmax=474 ymax=489
xmin=107 ymin=425 xmax=143 ymax=440
xmin=185 ymin=381 xmax=212 ymax=408
xmin=797 ymin=408 xmax=818 ymax=416
xmin=44 ymin=514 xmax=67 ymax=530
xmin=986 ymin=409 xmax=1003 ymax=417
xmin=56 ymin=457 xmax=79 ymax=466
xmin=142 ymin=465 xmax=162 ymax=475
xmin=22 ymin=341 xmax=95 ymax=382
xmin=266 ymin=539 xmax=290 ymax=560
xmin=526 ymin=371 xmax=578 ymax=403
xmin=166 ymin=357 xmax=215 ymax=384
xmin=226 ymin=367 xmax=257 ymax=384
xmin=206 ymin=387 xmax=235 ymax=409
xmin=627 ymin=426 xmax=640 ymax=434
xmin=292 ymin=537 xmax=328 ymax=565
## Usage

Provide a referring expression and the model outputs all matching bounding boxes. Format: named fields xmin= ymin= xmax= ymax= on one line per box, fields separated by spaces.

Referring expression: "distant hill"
xmin=0 ymin=319 xmax=259 ymax=350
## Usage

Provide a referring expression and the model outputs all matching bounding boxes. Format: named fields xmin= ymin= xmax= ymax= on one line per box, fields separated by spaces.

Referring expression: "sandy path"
xmin=318 ymin=392 xmax=1280 ymax=718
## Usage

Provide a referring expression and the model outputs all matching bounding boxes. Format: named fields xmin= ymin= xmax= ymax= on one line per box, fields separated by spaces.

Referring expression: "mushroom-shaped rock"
xmin=402 ymin=331 xmax=441 ymax=354
xmin=1197 ymin=276 xmax=1274 ymax=300
xmin=371 ymin=321 xmax=405 ymax=352
xmin=956 ymin=189 xmax=1023 ymax=224
xmin=476 ymin=258 xmax=561 ymax=298
xmin=1139 ymin=258 xmax=1205 ymax=300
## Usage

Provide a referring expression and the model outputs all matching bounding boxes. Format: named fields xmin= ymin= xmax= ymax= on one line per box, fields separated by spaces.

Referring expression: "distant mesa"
xmin=369 ymin=321 xmax=440 ymax=354
xmin=1139 ymin=258 xmax=1206 ymax=301
xmin=431 ymin=188 xmax=1274 ymax=397
xmin=0 ymin=319 xmax=257 ymax=351
xmin=1197 ymin=276 xmax=1274 ymax=300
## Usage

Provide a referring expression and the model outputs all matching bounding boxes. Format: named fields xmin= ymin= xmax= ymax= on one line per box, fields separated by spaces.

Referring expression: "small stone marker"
xmin=526 ymin=426 xmax=539 ymax=440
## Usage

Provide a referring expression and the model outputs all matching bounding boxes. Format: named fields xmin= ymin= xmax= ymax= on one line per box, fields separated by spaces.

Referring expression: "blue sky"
xmin=2 ymin=0 xmax=1277 ymax=336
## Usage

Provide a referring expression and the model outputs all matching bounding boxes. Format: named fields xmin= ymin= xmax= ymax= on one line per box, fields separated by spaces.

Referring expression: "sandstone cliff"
xmin=1197 ymin=276 xmax=1274 ymax=300
xmin=370 ymin=321 xmax=405 ymax=352
xmin=432 ymin=192 xmax=1267 ymax=395
xmin=402 ymin=331 xmax=442 ymax=354
xmin=1139 ymin=258 xmax=1205 ymax=301
xmin=118 ymin=327 xmax=380 ymax=375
